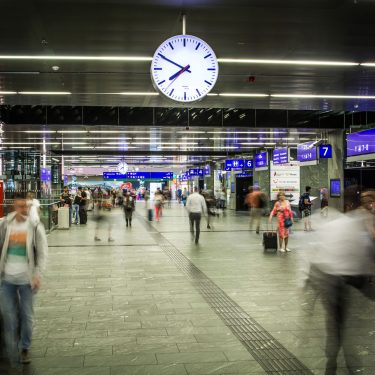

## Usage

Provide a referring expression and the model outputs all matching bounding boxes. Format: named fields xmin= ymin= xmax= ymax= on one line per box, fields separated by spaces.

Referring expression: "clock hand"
xmin=158 ymin=53 xmax=192 ymax=73
xmin=169 ymin=65 xmax=191 ymax=80
xmin=166 ymin=64 xmax=190 ymax=90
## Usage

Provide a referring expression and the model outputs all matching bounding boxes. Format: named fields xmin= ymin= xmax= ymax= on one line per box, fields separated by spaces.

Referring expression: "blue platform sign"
xmin=225 ymin=159 xmax=244 ymax=170
xmin=204 ymin=165 xmax=211 ymax=176
xmin=189 ymin=169 xmax=198 ymax=176
xmin=273 ymin=148 xmax=289 ymax=165
xmin=236 ymin=172 xmax=253 ymax=178
xmin=197 ymin=169 xmax=204 ymax=177
xmin=319 ymin=144 xmax=332 ymax=159
xmin=297 ymin=141 xmax=317 ymax=162
xmin=347 ymin=128 xmax=375 ymax=157
xmin=244 ymin=160 xmax=253 ymax=169
xmin=254 ymin=152 xmax=268 ymax=168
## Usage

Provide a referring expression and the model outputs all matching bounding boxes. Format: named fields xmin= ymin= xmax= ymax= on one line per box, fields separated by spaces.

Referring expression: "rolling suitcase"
xmin=263 ymin=229 xmax=278 ymax=253
xmin=148 ymin=208 xmax=153 ymax=221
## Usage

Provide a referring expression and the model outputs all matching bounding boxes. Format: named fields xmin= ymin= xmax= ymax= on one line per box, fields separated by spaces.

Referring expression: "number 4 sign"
xmin=319 ymin=144 xmax=333 ymax=159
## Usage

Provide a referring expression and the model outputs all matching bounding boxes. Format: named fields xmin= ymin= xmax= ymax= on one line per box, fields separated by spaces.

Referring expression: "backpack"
xmin=298 ymin=194 xmax=306 ymax=212
xmin=259 ymin=194 xmax=267 ymax=209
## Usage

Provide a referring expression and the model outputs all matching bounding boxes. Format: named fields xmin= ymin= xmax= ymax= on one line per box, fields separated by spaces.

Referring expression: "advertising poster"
xmin=270 ymin=161 xmax=300 ymax=201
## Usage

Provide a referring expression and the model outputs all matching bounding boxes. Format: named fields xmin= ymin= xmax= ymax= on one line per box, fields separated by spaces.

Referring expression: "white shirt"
xmin=85 ymin=190 xmax=91 ymax=199
xmin=186 ymin=193 xmax=207 ymax=215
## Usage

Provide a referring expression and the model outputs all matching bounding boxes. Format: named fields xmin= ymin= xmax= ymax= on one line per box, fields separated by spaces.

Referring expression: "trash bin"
xmin=58 ymin=207 xmax=70 ymax=229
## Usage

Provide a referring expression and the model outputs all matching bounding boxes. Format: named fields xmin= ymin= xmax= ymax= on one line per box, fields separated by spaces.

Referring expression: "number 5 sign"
xmin=319 ymin=144 xmax=333 ymax=159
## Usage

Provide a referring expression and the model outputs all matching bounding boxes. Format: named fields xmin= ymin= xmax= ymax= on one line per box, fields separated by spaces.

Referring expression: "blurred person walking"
xmin=154 ymin=188 xmax=164 ymax=222
xmin=299 ymin=186 xmax=313 ymax=231
xmin=181 ymin=188 xmax=188 ymax=207
xmin=245 ymin=186 xmax=265 ymax=234
xmin=186 ymin=187 xmax=207 ymax=244
xmin=320 ymin=188 xmax=329 ymax=218
xmin=269 ymin=191 xmax=293 ymax=252
xmin=26 ymin=192 xmax=40 ymax=224
xmin=72 ymin=190 xmax=81 ymax=224
xmin=304 ymin=187 xmax=375 ymax=375
xmin=0 ymin=194 xmax=48 ymax=367
xmin=79 ymin=190 xmax=87 ymax=225
xmin=123 ymin=192 xmax=135 ymax=227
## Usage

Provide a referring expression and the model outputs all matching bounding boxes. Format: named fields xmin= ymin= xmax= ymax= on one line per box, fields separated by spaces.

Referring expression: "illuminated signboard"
xmin=273 ymin=148 xmax=289 ymax=165
xmin=297 ymin=141 xmax=317 ymax=162
xmin=347 ymin=128 xmax=375 ymax=157
xmin=330 ymin=179 xmax=341 ymax=197
xmin=103 ymin=172 xmax=173 ymax=180
xmin=225 ymin=159 xmax=245 ymax=170
xmin=254 ymin=152 xmax=268 ymax=168
xmin=319 ymin=144 xmax=332 ymax=159
xmin=204 ymin=165 xmax=211 ymax=176
xmin=236 ymin=173 xmax=253 ymax=178
xmin=189 ymin=169 xmax=198 ymax=176
xmin=41 ymin=168 xmax=51 ymax=182
xmin=244 ymin=160 xmax=253 ymax=169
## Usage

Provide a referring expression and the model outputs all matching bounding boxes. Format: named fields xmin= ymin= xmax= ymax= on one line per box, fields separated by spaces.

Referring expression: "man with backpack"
xmin=299 ymin=186 xmax=313 ymax=231
xmin=0 ymin=194 xmax=48 ymax=367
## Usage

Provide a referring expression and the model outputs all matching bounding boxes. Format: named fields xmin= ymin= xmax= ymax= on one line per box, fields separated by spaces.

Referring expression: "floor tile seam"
xmin=137 ymin=214 xmax=313 ymax=375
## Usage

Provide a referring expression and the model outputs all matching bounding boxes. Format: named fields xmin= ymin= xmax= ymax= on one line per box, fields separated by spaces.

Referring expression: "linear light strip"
xmin=0 ymin=55 xmax=360 ymax=66
xmin=271 ymin=94 xmax=375 ymax=99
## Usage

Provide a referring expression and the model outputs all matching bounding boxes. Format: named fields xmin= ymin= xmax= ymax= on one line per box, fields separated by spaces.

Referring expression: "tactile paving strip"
xmin=140 ymin=218 xmax=313 ymax=374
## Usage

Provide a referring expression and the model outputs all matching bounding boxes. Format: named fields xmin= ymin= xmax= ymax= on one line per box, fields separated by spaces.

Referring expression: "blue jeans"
xmin=0 ymin=281 xmax=34 ymax=361
xmin=73 ymin=204 xmax=80 ymax=223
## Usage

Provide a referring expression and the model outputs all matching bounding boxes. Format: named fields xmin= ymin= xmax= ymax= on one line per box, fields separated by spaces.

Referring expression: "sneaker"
xmin=279 ymin=248 xmax=286 ymax=253
xmin=94 ymin=237 xmax=101 ymax=241
xmin=195 ymin=238 xmax=199 ymax=244
xmin=20 ymin=349 xmax=31 ymax=364
xmin=285 ymin=248 xmax=291 ymax=252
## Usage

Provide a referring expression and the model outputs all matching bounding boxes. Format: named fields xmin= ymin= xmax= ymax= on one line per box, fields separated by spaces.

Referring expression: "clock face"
xmin=117 ymin=162 xmax=128 ymax=174
xmin=151 ymin=35 xmax=219 ymax=103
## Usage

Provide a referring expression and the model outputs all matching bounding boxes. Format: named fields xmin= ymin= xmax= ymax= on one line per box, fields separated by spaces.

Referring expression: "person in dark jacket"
xmin=123 ymin=193 xmax=135 ymax=227
xmin=79 ymin=191 xmax=87 ymax=225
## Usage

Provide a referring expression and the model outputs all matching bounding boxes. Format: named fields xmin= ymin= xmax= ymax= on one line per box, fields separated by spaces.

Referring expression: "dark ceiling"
xmin=1 ymin=0 xmax=375 ymax=109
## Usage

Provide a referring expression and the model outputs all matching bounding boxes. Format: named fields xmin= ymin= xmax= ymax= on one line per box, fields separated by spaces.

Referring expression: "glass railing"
xmin=0 ymin=200 xmax=61 ymax=233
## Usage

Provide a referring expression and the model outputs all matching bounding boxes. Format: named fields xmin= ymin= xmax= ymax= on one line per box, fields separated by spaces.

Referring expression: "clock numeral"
xmin=184 ymin=92 xmax=186 ymax=100
xmin=154 ymin=68 xmax=162 ymax=70
xmin=204 ymin=80 xmax=212 ymax=86
xmin=207 ymin=68 xmax=215 ymax=70
xmin=183 ymin=39 xmax=186 ymax=47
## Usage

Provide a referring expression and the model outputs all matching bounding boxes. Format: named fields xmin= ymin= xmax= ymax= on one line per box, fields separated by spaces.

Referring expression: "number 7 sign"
xmin=319 ymin=144 xmax=332 ymax=158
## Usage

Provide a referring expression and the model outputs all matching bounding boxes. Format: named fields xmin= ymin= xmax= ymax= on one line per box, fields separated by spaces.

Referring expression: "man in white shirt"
xmin=186 ymin=187 xmax=207 ymax=244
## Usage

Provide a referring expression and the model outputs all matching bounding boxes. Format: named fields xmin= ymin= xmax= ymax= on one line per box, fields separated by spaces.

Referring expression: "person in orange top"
xmin=245 ymin=186 xmax=263 ymax=234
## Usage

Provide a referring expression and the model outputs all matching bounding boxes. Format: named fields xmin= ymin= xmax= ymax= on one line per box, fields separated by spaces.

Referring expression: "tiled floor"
xmin=2 ymin=202 xmax=374 ymax=374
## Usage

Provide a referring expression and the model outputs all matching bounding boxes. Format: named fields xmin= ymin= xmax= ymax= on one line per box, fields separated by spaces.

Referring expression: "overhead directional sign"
xmin=273 ymin=148 xmax=289 ymax=165
xmin=319 ymin=144 xmax=332 ymax=159
xmin=225 ymin=159 xmax=245 ymax=170
xmin=254 ymin=152 xmax=268 ymax=168
xmin=103 ymin=172 xmax=173 ymax=180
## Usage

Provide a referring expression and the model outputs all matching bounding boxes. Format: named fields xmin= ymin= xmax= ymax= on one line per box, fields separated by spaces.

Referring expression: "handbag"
xmin=284 ymin=217 xmax=293 ymax=228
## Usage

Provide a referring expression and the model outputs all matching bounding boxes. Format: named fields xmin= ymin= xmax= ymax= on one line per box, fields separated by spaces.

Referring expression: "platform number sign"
xmin=319 ymin=144 xmax=332 ymax=159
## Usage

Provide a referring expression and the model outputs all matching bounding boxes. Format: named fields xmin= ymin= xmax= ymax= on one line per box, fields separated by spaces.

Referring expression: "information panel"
xmin=297 ymin=141 xmax=317 ymax=162
xmin=272 ymin=148 xmax=289 ymax=165
xmin=204 ymin=165 xmax=211 ymax=176
xmin=254 ymin=152 xmax=268 ymax=168
xmin=347 ymin=128 xmax=375 ymax=157
xmin=103 ymin=172 xmax=173 ymax=180
xmin=189 ymin=169 xmax=198 ymax=176
xmin=270 ymin=161 xmax=300 ymax=201
xmin=330 ymin=179 xmax=341 ymax=197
